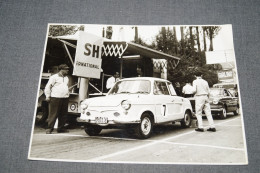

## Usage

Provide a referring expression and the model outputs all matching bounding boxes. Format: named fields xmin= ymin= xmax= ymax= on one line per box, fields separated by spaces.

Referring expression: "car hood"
xmin=209 ymin=96 xmax=223 ymax=102
xmin=86 ymin=94 xmax=142 ymax=107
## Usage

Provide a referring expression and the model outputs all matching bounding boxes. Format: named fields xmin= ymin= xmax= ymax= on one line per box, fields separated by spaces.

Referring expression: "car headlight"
xmin=121 ymin=100 xmax=131 ymax=110
xmin=212 ymin=99 xmax=219 ymax=104
xmin=70 ymin=103 xmax=77 ymax=111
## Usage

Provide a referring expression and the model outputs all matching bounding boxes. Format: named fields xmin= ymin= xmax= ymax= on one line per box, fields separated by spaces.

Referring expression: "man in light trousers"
xmin=192 ymin=71 xmax=216 ymax=132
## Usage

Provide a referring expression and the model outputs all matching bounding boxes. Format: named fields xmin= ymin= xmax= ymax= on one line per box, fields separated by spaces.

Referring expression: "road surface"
xmin=29 ymin=114 xmax=247 ymax=164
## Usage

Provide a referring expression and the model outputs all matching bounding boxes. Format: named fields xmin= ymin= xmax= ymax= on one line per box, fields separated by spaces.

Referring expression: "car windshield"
xmin=108 ymin=80 xmax=151 ymax=95
xmin=209 ymin=89 xmax=223 ymax=97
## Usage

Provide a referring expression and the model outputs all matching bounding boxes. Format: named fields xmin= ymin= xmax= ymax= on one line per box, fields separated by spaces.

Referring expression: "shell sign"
xmin=73 ymin=31 xmax=103 ymax=79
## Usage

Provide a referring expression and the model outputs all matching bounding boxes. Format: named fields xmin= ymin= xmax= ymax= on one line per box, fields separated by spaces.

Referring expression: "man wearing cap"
xmin=192 ymin=71 xmax=216 ymax=132
xmin=44 ymin=64 xmax=70 ymax=134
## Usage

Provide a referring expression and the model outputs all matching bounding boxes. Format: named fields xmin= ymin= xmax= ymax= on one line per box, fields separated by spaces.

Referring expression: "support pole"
xmin=79 ymin=78 xmax=89 ymax=101
xmin=120 ymin=57 xmax=123 ymax=78
xmin=63 ymin=43 xmax=74 ymax=66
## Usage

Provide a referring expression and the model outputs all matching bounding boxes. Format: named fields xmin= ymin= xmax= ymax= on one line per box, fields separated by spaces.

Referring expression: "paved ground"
xmin=28 ymin=114 xmax=247 ymax=164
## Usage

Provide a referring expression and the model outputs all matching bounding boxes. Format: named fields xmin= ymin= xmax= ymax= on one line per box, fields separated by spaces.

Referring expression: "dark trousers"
xmin=184 ymin=94 xmax=194 ymax=98
xmin=47 ymin=97 xmax=68 ymax=131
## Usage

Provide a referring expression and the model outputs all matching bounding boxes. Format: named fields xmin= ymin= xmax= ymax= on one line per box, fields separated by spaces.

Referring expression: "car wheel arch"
xmin=140 ymin=111 xmax=155 ymax=124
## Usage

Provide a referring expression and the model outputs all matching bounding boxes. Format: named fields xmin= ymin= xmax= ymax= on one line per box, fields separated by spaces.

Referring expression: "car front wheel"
xmin=219 ymin=107 xmax=227 ymax=119
xmin=233 ymin=106 xmax=239 ymax=115
xmin=181 ymin=111 xmax=192 ymax=128
xmin=135 ymin=113 xmax=153 ymax=139
xmin=84 ymin=125 xmax=102 ymax=136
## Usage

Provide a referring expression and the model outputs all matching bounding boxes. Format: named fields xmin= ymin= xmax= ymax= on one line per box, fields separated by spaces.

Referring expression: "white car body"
xmin=78 ymin=77 xmax=193 ymax=138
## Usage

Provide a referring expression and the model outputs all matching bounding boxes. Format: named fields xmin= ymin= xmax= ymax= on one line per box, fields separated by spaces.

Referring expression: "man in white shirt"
xmin=106 ymin=72 xmax=120 ymax=91
xmin=192 ymin=71 xmax=216 ymax=132
xmin=182 ymin=81 xmax=194 ymax=98
xmin=44 ymin=64 xmax=70 ymax=134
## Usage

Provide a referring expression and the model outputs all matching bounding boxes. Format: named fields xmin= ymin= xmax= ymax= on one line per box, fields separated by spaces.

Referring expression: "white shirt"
xmin=106 ymin=76 xmax=116 ymax=89
xmin=192 ymin=77 xmax=210 ymax=96
xmin=44 ymin=73 xmax=69 ymax=98
xmin=182 ymin=83 xmax=194 ymax=94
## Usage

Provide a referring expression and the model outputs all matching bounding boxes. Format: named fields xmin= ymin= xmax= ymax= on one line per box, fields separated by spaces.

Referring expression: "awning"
xmin=103 ymin=41 xmax=180 ymax=69
xmin=49 ymin=33 xmax=181 ymax=69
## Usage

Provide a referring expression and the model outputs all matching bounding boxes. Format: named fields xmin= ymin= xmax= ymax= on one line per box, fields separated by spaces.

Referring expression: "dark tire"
xmin=35 ymin=101 xmax=48 ymax=125
xmin=135 ymin=113 xmax=153 ymax=139
xmin=84 ymin=125 xmax=102 ymax=136
xmin=219 ymin=107 xmax=227 ymax=119
xmin=233 ymin=106 xmax=239 ymax=115
xmin=181 ymin=111 xmax=192 ymax=128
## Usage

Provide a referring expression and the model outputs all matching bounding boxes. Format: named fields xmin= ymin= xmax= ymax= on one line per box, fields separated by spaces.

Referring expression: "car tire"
xmin=233 ymin=106 xmax=239 ymax=115
xmin=35 ymin=101 xmax=48 ymax=125
xmin=135 ymin=113 xmax=153 ymax=139
xmin=181 ymin=111 xmax=192 ymax=128
xmin=84 ymin=125 xmax=102 ymax=136
xmin=219 ymin=107 xmax=227 ymax=119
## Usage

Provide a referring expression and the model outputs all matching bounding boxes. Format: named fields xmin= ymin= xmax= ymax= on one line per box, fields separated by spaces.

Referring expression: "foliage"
xmin=204 ymin=26 xmax=221 ymax=39
xmin=48 ymin=25 xmax=84 ymax=37
xmin=154 ymin=27 xmax=178 ymax=55
xmin=143 ymin=26 xmax=220 ymax=87
xmin=203 ymin=26 xmax=221 ymax=51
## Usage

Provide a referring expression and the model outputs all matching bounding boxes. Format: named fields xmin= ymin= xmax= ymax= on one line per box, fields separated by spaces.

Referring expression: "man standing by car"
xmin=106 ymin=72 xmax=120 ymax=91
xmin=44 ymin=64 xmax=70 ymax=134
xmin=192 ymin=71 xmax=216 ymax=132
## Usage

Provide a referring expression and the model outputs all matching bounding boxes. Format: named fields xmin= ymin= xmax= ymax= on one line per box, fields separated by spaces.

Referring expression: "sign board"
xmin=217 ymin=70 xmax=233 ymax=80
xmin=73 ymin=31 xmax=103 ymax=79
xmin=205 ymin=50 xmax=235 ymax=64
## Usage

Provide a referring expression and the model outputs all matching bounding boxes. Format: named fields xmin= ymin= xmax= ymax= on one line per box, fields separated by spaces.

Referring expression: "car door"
xmin=226 ymin=90 xmax=238 ymax=111
xmin=222 ymin=89 xmax=236 ymax=112
xmin=166 ymin=82 xmax=184 ymax=119
xmin=153 ymin=81 xmax=184 ymax=123
xmin=153 ymin=81 xmax=171 ymax=122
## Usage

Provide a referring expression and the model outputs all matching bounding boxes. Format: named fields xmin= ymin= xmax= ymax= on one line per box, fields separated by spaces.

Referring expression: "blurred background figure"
xmin=106 ymin=72 xmax=120 ymax=92
xmin=175 ymin=82 xmax=182 ymax=96
xmin=182 ymin=81 xmax=194 ymax=98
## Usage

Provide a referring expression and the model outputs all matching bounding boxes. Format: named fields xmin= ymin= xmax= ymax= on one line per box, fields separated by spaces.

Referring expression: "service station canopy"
xmin=47 ymin=34 xmax=180 ymax=74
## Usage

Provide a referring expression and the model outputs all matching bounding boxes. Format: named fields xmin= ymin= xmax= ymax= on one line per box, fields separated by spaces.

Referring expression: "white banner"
xmin=205 ymin=50 xmax=235 ymax=64
xmin=73 ymin=31 xmax=103 ymax=79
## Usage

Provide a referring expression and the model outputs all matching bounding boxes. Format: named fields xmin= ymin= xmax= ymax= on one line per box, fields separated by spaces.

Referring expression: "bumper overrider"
xmin=77 ymin=109 xmax=141 ymax=126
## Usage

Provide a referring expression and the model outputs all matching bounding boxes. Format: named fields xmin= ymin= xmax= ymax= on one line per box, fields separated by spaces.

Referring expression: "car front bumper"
xmin=77 ymin=109 xmax=141 ymax=126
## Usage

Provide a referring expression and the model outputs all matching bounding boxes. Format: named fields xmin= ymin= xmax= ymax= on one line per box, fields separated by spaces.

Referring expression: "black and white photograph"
xmin=28 ymin=24 xmax=247 ymax=164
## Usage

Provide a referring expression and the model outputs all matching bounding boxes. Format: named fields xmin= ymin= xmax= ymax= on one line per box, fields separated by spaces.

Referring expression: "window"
xmin=167 ymin=82 xmax=177 ymax=96
xmin=154 ymin=81 xmax=170 ymax=95
xmin=109 ymin=80 xmax=151 ymax=95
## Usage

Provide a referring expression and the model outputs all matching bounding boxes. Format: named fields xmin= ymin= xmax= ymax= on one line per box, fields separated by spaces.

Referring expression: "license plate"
xmin=95 ymin=117 xmax=108 ymax=124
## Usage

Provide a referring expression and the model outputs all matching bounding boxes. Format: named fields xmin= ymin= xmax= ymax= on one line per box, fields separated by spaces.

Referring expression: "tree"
xmin=152 ymin=27 xmax=178 ymax=56
xmin=202 ymin=27 xmax=207 ymax=51
xmin=180 ymin=26 xmax=185 ymax=56
xmin=204 ymin=26 xmax=221 ymax=51
xmin=134 ymin=27 xmax=138 ymax=43
xmin=189 ymin=26 xmax=195 ymax=50
xmin=48 ymin=25 xmax=84 ymax=37
xmin=173 ymin=26 xmax=178 ymax=54
xmin=149 ymin=26 xmax=219 ymax=86
xmin=196 ymin=26 xmax=201 ymax=52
